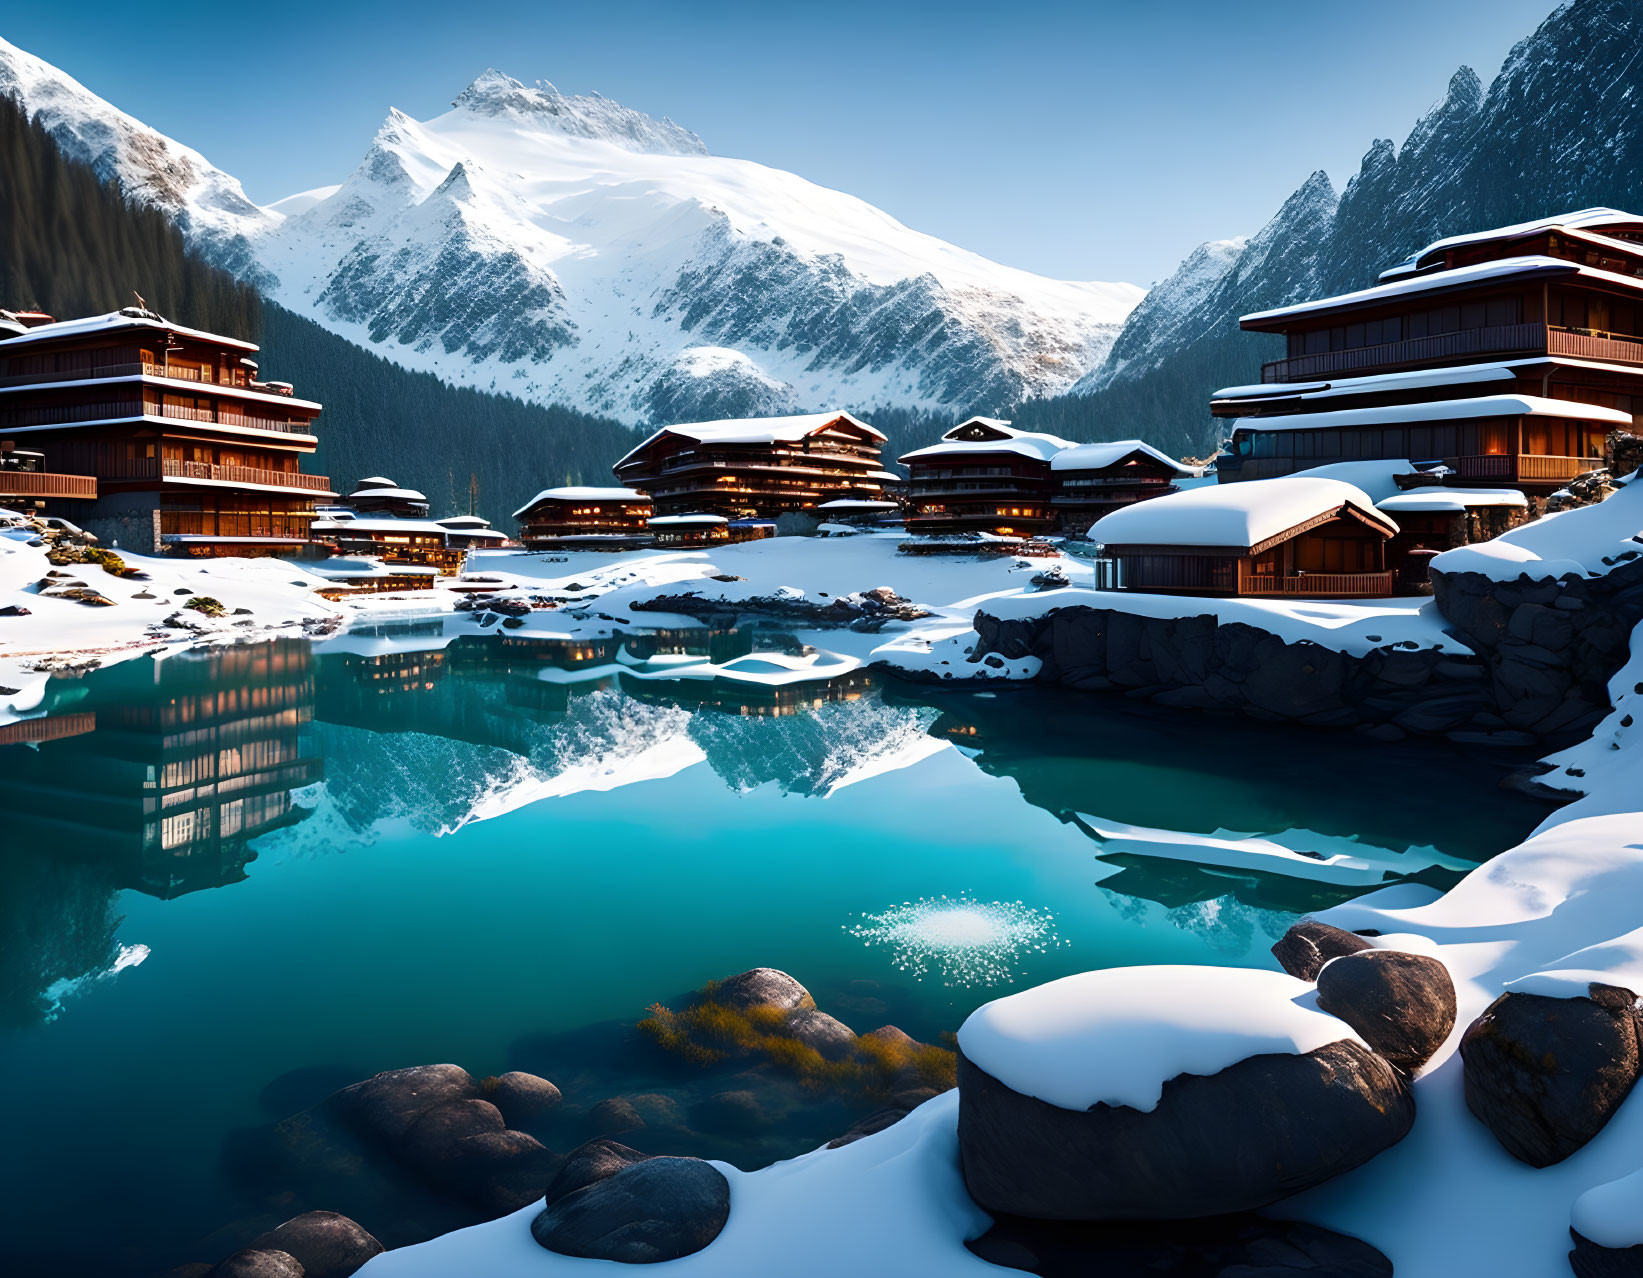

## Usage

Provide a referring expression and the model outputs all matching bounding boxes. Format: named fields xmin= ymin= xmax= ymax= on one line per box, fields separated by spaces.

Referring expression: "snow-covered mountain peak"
xmin=447 ymin=67 xmax=707 ymax=156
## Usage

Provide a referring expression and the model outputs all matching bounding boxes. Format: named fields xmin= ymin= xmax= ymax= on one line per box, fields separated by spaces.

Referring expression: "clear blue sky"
xmin=5 ymin=0 xmax=1560 ymax=285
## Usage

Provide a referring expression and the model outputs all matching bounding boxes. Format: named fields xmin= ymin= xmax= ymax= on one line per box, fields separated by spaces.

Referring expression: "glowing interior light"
xmin=844 ymin=895 xmax=1065 ymax=987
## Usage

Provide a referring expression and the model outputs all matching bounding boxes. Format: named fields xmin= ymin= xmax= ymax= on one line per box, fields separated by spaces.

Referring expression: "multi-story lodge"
xmin=612 ymin=412 xmax=891 ymax=518
xmin=1214 ymin=209 xmax=1643 ymax=493
xmin=309 ymin=511 xmax=467 ymax=574
xmin=0 ymin=307 xmax=333 ymax=555
xmin=900 ymin=418 xmax=1074 ymax=536
xmin=1049 ymin=440 xmax=1198 ymax=533
xmin=513 ymin=486 xmax=654 ymax=549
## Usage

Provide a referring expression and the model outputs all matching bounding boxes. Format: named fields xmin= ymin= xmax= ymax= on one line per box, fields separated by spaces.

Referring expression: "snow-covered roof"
xmin=1241 ymin=256 xmax=1641 ymax=327
xmin=1430 ymin=475 xmax=1643 ymax=581
xmin=0 ymin=308 xmax=259 ymax=352
xmin=442 ymin=526 xmax=509 ymax=540
xmin=649 ymin=514 xmax=728 ymax=526
xmin=0 ymin=370 xmax=323 ymax=413
xmin=900 ymin=435 xmax=1068 ymax=463
xmin=1091 ymin=476 xmax=1396 ymax=551
xmin=436 ymin=515 xmax=492 ymax=528
xmin=941 ymin=418 xmax=1077 ymax=449
xmin=1050 ymin=439 xmax=1195 ymax=475
xmin=1214 ymin=363 xmax=1522 ymax=403
xmin=347 ymin=485 xmax=428 ymax=502
xmin=356 ymin=476 xmax=395 ymax=487
xmin=311 ymin=517 xmax=452 ymax=536
xmin=617 ymin=412 xmax=885 ymax=468
xmin=1380 ymin=208 xmax=1643 ymax=281
xmin=513 ymin=485 xmax=648 ymax=518
xmin=1291 ymin=460 xmax=1419 ymax=503
xmin=957 ymin=966 xmax=1365 ymax=1112
xmin=1224 ymin=394 xmax=1632 ymax=433
xmin=816 ymin=499 xmax=900 ymax=510
xmin=1377 ymin=488 xmax=1528 ymax=513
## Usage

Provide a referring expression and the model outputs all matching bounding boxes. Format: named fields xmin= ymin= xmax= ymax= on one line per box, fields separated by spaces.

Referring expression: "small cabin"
xmin=1375 ymin=486 xmax=1529 ymax=589
xmin=1050 ymin=440 xmax=1197 ymax=533
xmin=309 ymin=513 xmax=467 ymax=573
xmin=514 ymin=486 xmax=654 ymax=550
xmin=1090 ymin=476 xmax=1400 ymax=598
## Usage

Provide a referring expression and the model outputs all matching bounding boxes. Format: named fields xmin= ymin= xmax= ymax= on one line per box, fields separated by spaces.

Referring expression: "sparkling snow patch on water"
xmin=845 ymin=895 xmax=1065 ymax=986
xmin=40 ymin=943 xmax=150 ymax=1022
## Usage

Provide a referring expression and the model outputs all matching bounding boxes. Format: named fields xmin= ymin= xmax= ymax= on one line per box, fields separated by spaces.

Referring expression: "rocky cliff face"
xmin=1072 ymin=0 xmax=1643 ymax=454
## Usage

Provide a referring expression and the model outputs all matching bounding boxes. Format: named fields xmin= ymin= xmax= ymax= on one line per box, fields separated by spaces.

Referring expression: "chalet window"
xmin=1485 ymin=295 xmax=1520 ymax=327
xmin=1431 ymin=306 xmax=1461 ymax=334
xmin=1304 ymin=329 xmax=1329 ymax=355
xmin=1478 ymin=420 xmax=1508 ymax=456
xmin=1461 ymin=302 xmax=1487 ymax=330
xmin=1408 ymin=310 xmax=1429 ymax=339
xmin=1346 ymin=322 xmax=1366 ymax=349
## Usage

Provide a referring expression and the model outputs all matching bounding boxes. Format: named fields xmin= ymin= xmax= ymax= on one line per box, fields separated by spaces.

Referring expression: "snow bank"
xmin=956 ymin=967 xmax=1361 ymax=1112
xmin=1431 ymin=475 xmax=1643 ymax=581
xmin=1572 ymin=1167 xmax=1643 ymax=1249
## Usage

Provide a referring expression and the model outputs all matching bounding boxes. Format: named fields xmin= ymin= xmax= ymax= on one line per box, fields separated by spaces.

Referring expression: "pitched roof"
xmin=615 ymin=411 xmax=884 ymax=468
xmin=1091 ymin=476 xmax=1396 ymax=551
xmin=1381 ymin=208 xmax=1643 ymax=280
xmin=513 ymin=486 xmax=648 ymax=517
xmin=1051 ymin=439 xmax=1195 ymax=475
xmin=0 ymin=308 xmax=259 ymax=352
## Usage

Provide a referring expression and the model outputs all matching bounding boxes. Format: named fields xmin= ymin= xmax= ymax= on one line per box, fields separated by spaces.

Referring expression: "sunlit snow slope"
xmin=0 ymin=41 xmax=1144 ymax=423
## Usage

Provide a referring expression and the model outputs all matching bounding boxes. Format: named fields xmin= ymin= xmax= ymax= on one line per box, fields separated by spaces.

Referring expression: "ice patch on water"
xmin=845 ymin=895 xmax=1066 ymax=987
xmin=40 ymin=942 xmax=150 ymax=1022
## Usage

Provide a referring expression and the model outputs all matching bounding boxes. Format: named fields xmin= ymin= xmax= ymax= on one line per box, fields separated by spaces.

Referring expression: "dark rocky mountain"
xmin=1063 ymin=0 xmax=1643 ymax=457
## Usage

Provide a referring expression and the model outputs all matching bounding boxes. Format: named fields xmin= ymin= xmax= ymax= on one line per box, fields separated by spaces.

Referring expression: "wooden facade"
xmin=1215 ymin=210 xmax=1643 ymax=492
xmin=1049 ymin=441 xmax=1194 ymax=534
xmin=514 ymin=486 xmax=654 ymax=549
xmin=1094 ymin=484 xmax=1400 ymax=599
xmin=901 ymin=418 xmax=1071 ymax=536
xmin=0 ymin=307 xmax=332 ymax=554
xmin=613 ymin=412 xmax=890 ymax=518
xmin=0 ymin=439 xmax=97 ymax=507
xmin=309 ymin=514 xmax=467 ymax=574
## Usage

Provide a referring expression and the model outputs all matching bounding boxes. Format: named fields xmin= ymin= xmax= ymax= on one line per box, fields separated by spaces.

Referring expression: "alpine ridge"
xmin=0 ymin=42 xmax=1144 ymax=426
xmin=1069 ymin=0 xmax=1643 ymax=456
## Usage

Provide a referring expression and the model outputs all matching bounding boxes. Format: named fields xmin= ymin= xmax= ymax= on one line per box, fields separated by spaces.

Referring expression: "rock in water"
xmin=957 ymin=1042 xmax=1414 ymax=1219
xmin=1271 ymin=921 xmax=1373 ymax=982
xmin=486 ymin=1071 xmax=562 ymax=1123
xmin=1316 ymin=950 xmax=1457 ymax=1071
xmin=1570 ymin=1229 xmax=1643 ymax=1278
xmin=712 ymin=967 xmax=814 ymax=1012
xmin=209 ymin=1251 xmax=306 ymax=1278
xmin=531 ymin=1156 xmax=730 ymax=1262
xmin=330 ymin=1064 xmax=481 ymax=1142
xmin=1571 ymin=1168 xmax=1643 ymax=1277
xmin=247 ymin=1212 xmax=382 ymax=1278
xmin=966 ymin=1213 xmax=1393 ymax=1277
xmin=783 ymin=1008 xmax=857 ymax=1060
xmin=1460 ymin=986 xmax=1642 ymax=1166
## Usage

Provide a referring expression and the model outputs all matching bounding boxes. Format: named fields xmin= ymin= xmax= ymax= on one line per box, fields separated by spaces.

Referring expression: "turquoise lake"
xmin=0 ymin=632 xmax=1551 ymax=1274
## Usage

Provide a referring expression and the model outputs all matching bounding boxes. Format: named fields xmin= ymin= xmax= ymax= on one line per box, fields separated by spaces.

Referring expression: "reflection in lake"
xmin=0 ymin=633 xmax=1553 ymax=1275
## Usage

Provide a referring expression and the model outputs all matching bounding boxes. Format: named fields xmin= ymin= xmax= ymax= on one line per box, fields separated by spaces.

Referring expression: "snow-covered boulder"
xmin=1272 ymin=920 xmax=1374 ymax=981
xmin=1315 ymin=950 xmax=1457 ymax=1073
xmin=1459 ymin=985 xmax=1643 ymax=1167
xmin=954 ymin=967 xmax=1415 ymax=1219
xmin=1571 ymin=1167 xmax=1643 ymax=1277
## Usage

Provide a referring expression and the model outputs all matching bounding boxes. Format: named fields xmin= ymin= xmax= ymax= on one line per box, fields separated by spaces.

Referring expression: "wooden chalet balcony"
xmin=1450 ymin=454 xmax=1597 ymax=482
xmin=161 ymin=459 xmax=332 ymax=492
xmin=0 ymin=399 xmax=313 ymax=435
xmin=0 ymin=361 xmax=262 ymax=391
xmin=1239 ymin=570 xmax=1396 ymax=598
xmin=0 ymin=470 xmax=97 ymax=498
xmin=1261 ymin=324 xmax=1546 ymax=382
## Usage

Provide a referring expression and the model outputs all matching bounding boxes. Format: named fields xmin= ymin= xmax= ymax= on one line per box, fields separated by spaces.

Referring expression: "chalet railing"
xmin=0 ymin=470 xmax=97 ymax=498
xmin=1261 ymin=323 xmax=1545 ymax=383
xmin=1451 ymin=454 xmax=1595 ymax=481
xmin=161 ymin=459 xmax=331 ymax=492
xmin=1239 ymin=571 xmax=1397 ymax=598
xmin=0 ymin=711 xmax=96 ymax=747
xmin=1545 ymin=328 xmax=1643 ymax=363
xmin=0 ymin=361 xmax=258 ymax=389
xmin=0 ymin=399 xmax=311 ymax=435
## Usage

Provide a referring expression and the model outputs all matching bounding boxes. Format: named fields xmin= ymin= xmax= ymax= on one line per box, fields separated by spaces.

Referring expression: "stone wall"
xmin=967 ymin=558 xmax=1643 ymax=746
